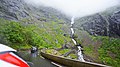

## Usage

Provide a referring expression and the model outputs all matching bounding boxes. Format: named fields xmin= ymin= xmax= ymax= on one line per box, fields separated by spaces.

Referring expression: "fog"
xmin=25 ymin=0 xmax=120 ymax=18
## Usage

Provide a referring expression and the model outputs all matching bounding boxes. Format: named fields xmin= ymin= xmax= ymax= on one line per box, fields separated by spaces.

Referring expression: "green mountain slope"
xmin=0 ymin=0 xmax=72 ymax=49
xmin=74 ymin=5 xmax=120 ymax=67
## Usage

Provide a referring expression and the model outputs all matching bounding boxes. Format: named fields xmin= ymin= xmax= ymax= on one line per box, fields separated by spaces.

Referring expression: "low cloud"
xmin=25 ymin=0 xmax=120 ymax=18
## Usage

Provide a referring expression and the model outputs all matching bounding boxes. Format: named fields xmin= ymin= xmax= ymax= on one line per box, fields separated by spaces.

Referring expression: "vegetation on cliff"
xmin=0 ymin=18 xmax=71 ymax=49
xmin=75 ymin=30 xmax=120 ymax=67
xmin=98 ymin=37 xmax=120 ymax=67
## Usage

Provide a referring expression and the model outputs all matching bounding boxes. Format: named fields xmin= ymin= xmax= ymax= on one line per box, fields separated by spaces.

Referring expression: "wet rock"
xmin=81 ymin=14 xmax=108 ymax=36
xmin=0 ymin=0 xmax=70 ymax=22
xmin=0 ymin=0 xmax=29 ymax=20
xmin=76 ymin=6 xmax=120 ymax=38
xmin=108 ymin=11 xmax=120 ymax=37
xmin=31 ymin=46 xmax=38 ymax=53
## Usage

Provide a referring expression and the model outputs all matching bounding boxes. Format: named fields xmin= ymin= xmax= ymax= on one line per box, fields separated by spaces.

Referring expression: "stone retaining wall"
xmin=41 ymin=51 xmax=110 ymax=67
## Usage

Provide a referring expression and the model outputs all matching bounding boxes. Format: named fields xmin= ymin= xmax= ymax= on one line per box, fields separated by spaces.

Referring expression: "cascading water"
xmin=70 ymin=16 xmax=85 ymax=62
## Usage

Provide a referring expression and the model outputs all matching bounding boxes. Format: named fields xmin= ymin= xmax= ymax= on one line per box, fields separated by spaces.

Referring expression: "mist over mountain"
xmin=0 ymin=0 xmax=70 ymax=22
xmin=25 ymin=0 xmax=120 ymax=18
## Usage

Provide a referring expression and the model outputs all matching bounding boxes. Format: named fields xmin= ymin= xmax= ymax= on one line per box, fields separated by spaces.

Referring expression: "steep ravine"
xmin=70 ymin=17 xmax=85 ymax=61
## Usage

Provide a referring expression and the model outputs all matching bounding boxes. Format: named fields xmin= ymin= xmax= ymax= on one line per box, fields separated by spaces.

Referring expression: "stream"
xmin=70 ymin=16 xmax=85 ymax=62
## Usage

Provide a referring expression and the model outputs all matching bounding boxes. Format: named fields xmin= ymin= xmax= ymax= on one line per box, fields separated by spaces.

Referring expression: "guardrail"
xmin=41 ymin=51 xmax=110 ymax=67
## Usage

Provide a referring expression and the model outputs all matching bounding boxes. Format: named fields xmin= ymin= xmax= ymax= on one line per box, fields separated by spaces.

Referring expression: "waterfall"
xmin=70 ymin=16 xmax=85 ymax=62
xmin=77 ymin=46 xmax=85 ymax=61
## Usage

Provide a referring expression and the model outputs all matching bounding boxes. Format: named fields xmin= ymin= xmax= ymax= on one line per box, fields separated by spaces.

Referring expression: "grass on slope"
xmin=75 ymin=30 xmax=120 ymax=67
xmin=0 ymin=18 xmax=71 ymax=49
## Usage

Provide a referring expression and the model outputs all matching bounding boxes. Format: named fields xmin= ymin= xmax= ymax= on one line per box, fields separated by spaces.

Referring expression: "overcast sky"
xmin=25 ymin=0 xmax=120 ymax=18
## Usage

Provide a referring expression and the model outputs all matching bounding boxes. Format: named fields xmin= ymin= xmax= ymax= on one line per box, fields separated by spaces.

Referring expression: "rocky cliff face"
xmin=0 ymin=0 xmax=29 ymax=20
xmin=108 ymin=11 xmax=120 ymax=37
xmin=75 ymin=6 xmax=120 ymax=38
xmin=81 ymin=14 xmax=108 ymax=36
xmin=0 ymin=0 xmax=70 ymax=22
